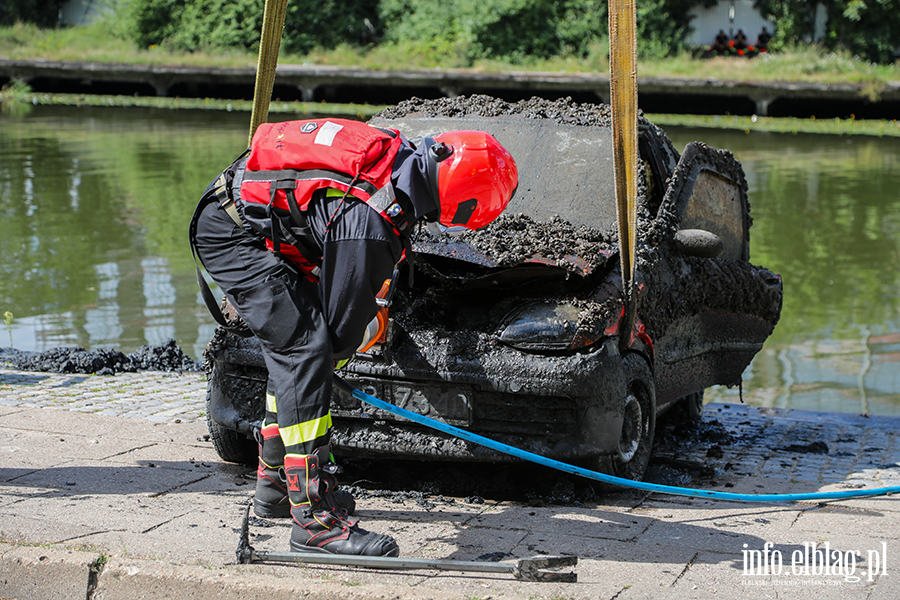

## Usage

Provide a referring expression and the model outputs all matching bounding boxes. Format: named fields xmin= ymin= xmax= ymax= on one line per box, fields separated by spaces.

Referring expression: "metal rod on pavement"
xmin=237 ymin=502 xmax=576 ymax=582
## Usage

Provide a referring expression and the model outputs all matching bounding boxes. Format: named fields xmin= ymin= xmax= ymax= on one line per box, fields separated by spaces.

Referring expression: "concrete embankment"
xmin=1 ymin=366 xmax=899 ymax=599
xmin=2 ymin=58 xmax=900 ymax=118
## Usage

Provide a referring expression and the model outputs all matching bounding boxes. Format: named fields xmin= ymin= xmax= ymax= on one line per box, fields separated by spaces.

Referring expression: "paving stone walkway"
xmin=2 ymin=366 xmax=900 ymax=599
xmin=3 ymin=367 xmax=900 ymax=492
xmin=0 ymin=368 xmax=207 ymax=423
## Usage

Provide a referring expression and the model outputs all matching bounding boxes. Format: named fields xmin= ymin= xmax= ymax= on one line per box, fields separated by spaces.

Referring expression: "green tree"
xmin=755 ymin=0 xmax=900 ymax=63
xmin=126 ymin=0 xmax=900 ymax=65
xmin=753 ymin=0 xmax=818 ymax=47
xmin=283 ymin=0 xmax=380 ymax=53
xmin=825 ymin=0 xmax=900 ymax=64
xmin=378 ymin=0 xmax=711 ymax=64
xmin=129 ymin=0 xmax=186 ymax=47
xmin=637 ymin=0 xmax=703 ymax=58
xmin=127 ymin=0 xmax=379 ymax=53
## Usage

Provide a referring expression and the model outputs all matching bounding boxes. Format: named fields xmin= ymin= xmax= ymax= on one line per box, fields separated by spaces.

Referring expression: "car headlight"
xmin=498 ymin=302 xmax=612 ymax=351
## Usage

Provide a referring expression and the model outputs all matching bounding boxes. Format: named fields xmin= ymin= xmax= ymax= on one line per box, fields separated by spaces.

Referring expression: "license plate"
xmin=334 ymin=380 xmax=473 ymax=427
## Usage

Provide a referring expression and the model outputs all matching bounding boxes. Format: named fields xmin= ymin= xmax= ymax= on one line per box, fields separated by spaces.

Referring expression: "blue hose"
xmin=333 ymin=375 xmax=900 ymax=503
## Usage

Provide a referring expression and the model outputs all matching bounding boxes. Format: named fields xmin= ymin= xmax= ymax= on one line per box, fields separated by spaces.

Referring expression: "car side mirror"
xmin=674 ymin=229 xmax=723 ymax=258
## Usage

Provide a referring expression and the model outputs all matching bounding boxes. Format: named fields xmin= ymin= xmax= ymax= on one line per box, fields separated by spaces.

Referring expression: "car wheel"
xmin=595 ymin=352 xmax=657 ymax=485
xmin=205 ymin=373 xmax=257 ymax=465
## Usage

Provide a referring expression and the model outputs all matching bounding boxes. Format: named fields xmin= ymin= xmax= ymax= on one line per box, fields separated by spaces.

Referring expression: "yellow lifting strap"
xmin=608 ymin=0 xmax=640 ymax=337
xmin=212 ymin=0 xmax=290 ymax=331
xmin=249 ymin=0 xmax=290 ymax=146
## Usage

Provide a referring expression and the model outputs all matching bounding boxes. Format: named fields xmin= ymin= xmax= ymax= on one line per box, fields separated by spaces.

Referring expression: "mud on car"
xmin=204 ymin=96 xmax=783 ymax=482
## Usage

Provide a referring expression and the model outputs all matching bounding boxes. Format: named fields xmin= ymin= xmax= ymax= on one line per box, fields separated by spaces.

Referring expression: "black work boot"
xmin=254 ymin=426 xmax=355 ymax=518
xmin=285 ymin=447 xmax=399 ymax=556
xmin=253 ymin=423 xmax=291 ymax=519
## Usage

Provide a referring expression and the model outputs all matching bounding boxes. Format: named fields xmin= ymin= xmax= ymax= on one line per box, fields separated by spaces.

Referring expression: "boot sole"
xmin=289 ymin=539 xmax=401 ymax=557
xmin=253 ymin=498 xmax=291 ymax=519
xmin=287 ymin=544 xmax=333 ymax=554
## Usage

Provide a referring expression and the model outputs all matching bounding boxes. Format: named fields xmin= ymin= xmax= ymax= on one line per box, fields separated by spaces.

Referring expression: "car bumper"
xmin=333 ymin=335 xmax=628 ymax=463
xmin=207 ymin=330 xmax=631 ymax=464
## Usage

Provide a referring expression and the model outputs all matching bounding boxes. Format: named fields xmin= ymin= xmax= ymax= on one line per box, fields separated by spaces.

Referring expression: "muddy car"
xmin=204 ymin=96 xmax=783 ymax=482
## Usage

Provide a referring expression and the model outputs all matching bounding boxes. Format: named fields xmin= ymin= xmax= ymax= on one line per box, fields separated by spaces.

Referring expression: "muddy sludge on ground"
xmin=1 ymin=338 xmax=202 ymax=375
xmin=333 ymin=409 xmax=732 ymax=507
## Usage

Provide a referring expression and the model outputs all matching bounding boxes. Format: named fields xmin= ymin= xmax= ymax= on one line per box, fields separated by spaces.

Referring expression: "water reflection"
xmin=83 ymin=261 xmax=123 ymax=346
xmin=1 ymin=107 xmax=899 ymax=415
xmin=0 ymin=106 xmax=251 ymax=359
xmin=666 ymin=128 xmax=900 ymax=415
xmin=142 ymin=257 xmax=177 ymax=345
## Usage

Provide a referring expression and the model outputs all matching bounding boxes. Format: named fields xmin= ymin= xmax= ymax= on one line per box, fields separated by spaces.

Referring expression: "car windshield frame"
xmin=370 ymin=114 xmax=622 ymax=234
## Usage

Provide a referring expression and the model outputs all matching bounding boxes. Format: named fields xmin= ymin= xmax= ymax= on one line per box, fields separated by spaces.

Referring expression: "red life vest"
xmin=233 ymin=119 xmax=413 ymax=277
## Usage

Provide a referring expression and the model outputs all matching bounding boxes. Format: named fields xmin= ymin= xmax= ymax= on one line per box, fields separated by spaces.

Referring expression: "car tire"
xmin=681 ymin=391 xmax=705 ymax=423
xmin=595 ymin=352 xmax=656 ymax=487
xmin=205 ymin=373 xmax=257 ymax=465
xmin=661 ymin=390 xmax=705 ymax=426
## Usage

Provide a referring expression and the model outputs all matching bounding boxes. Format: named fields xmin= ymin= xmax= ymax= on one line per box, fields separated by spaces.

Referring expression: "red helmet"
xmin=423 ymin=131 xmax=518 ymax=231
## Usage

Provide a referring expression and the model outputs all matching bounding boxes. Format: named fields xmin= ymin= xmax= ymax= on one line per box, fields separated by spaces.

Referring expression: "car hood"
xmin=411 ymin=213 xmax=619 ymax=287
xmin=413 ymin=238 xmax=611 ymax=277
xmin=372 ymin=109 xmax=626 ymax=283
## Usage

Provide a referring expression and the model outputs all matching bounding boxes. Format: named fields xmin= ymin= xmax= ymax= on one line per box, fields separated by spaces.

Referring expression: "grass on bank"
xmin=2 ymin=89 xmax=385 ymax=119
xmin=647 ymin=112 xmax=900 ymax=137
xmin=2 ymin=21 xmax=899 ymax=90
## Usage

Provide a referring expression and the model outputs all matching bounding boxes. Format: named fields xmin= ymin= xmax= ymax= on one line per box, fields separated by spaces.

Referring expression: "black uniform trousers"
xmin=194 ymin=194 xmax=402 ymax=457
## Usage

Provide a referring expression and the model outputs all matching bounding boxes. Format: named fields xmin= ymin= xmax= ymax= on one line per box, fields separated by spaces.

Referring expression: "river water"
xmin=2 ymin=105 xmax=899 ymax=416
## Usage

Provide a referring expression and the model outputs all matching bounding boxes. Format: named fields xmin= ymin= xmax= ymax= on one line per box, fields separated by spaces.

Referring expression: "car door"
xmin=645 ymin=142 xmax=781 ymax=407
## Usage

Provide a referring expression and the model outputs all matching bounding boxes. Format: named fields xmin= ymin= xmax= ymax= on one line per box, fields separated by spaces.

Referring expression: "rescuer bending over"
xmin=190 ymin=118 xmax=518 ymax=557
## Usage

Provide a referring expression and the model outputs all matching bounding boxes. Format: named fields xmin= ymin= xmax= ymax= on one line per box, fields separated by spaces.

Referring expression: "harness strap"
xmin=244 ymin=167 xmax=413 ymax=236
xmin=243 ymin=168 xmax=379 ymax=199
xmin=188 ymin=180 xmax=254 ymax=338
xmin=281 ymin=183 xmax=324 ymax=275
xmin=213 ymin=173 xmax=243 ymax=228
xmin=371 ymin=126 xmax=398 ymax=139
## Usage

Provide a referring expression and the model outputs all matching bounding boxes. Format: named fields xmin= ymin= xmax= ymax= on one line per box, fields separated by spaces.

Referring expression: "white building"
xmin=60 ymin=0 xmax=110 ymax=26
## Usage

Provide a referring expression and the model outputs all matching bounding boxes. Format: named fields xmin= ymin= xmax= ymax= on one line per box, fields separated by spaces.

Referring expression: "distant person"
xmin=756 ymin=27 xmax=771 ymax=52
xmin=712 ymin=29 xmax=730 ymax=55
xmin=734 ymin=29 xmax=748 ymax=51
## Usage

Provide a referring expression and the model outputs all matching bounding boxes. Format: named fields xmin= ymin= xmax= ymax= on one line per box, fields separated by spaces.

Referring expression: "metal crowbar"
xmin=236 ymin=502 xmax=577 ymax=582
